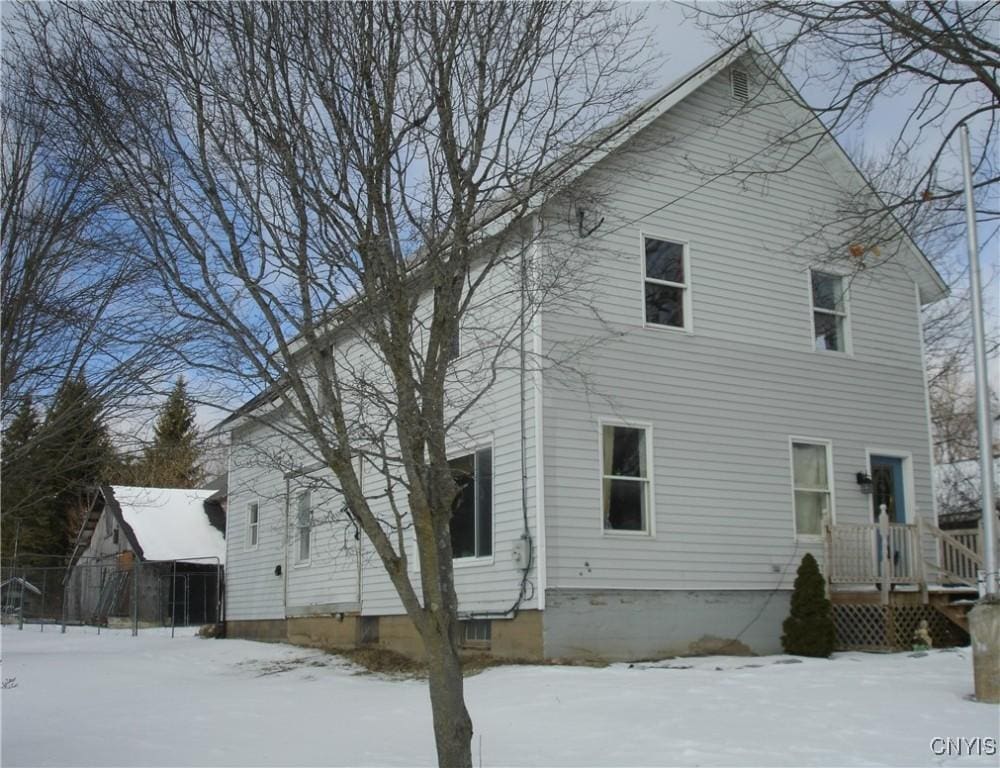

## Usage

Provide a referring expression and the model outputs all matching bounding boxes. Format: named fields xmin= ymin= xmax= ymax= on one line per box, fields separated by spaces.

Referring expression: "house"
xmin=66 ymin=485 xmax=226 ymax=627
xmin=220 ymin=41 xmax=982 ymax=660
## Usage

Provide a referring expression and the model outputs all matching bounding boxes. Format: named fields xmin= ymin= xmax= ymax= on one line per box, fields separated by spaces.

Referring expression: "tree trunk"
xmin=424 ymin=625 xmax=473 ymax=768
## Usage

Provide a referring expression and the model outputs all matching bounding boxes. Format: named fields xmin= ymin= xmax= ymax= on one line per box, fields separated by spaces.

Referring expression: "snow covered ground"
xmin=1 ymin=626 xmax=997 ymax=767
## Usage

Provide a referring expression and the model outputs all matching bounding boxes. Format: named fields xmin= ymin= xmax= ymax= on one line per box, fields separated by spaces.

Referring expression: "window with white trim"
xmin=791 ymin=441 xmax=833 ymax=537
xmin=296 ymin=491 xmax=311 ymax=563
xmin=449 ymin=448 xmax=492 ymax=558
xmin=811 ymin=271 xmax=848 ymax=352
xmin=644 ymin=237 xmax=688 ymax=329
xmin=601 ymin=425 xmax=651 ymax=532
xmin=247 ymin=502 xmax=259 ymax=549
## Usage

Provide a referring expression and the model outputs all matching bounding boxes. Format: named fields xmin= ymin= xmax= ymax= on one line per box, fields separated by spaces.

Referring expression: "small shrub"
xmin=781 ymin=553 xmax=836 ymax=657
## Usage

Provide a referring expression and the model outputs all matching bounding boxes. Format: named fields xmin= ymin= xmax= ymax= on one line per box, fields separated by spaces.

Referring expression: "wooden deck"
xmin=824 ymin=509 xmax=987 ymax=604
xmin=823 ymin=509 xmax=989 ymax=648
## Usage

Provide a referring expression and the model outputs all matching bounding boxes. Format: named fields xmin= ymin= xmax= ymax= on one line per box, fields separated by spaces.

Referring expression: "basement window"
xmin=359 ymin=616 xmax=379 ymax=646
xmin=449 ymin=447 xmax=493 ymax=559
xmin=462 ymin=619 xmax=491 ymax=647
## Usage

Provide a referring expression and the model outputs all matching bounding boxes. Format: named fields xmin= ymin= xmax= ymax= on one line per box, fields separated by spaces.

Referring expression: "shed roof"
xmin=105 ymin=486 xmax=226 ymax=564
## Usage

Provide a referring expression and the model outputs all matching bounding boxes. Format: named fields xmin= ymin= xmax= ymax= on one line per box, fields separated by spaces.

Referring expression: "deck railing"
xmin=823 ymin=507 xmax=987 ymax=603
xmin=926 ymin=525 xmax=982 ymax=587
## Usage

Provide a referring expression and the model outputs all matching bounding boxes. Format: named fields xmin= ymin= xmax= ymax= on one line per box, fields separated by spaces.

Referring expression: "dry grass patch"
xmin=331 ymin=647 xmax=577 ymax=679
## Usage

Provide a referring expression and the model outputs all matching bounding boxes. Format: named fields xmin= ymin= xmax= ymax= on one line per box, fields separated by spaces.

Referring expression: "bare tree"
xmin=688 ymin=2 xmax=997 ymax=222
xmin=18 ymin=3 xmax=649 ymax=764
xmin=1 ymin=18 xmax=195 ymax=530
xmin=686 ymin=2 xmax=998 ymax=465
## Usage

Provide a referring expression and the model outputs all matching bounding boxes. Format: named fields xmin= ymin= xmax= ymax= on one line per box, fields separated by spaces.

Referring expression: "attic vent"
xmin=730 ymin=69 xmax=749 ymax=102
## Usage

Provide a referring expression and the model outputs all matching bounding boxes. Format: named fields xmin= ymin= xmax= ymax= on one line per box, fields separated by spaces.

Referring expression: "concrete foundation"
xmin=226 ymin=590 xmax=792 ymax=662
xmin=229 ymin=611 xmax=544 ymax=660
xmin=542 ymin=588 xmax=790 ymax=661
xmin=358 ymin=611 xmax=544 ymax=660
xmin=968 ymin=597 xmax=1000 ymax=703
xmin=287 ymin=615 xmax=360 ymax=650
xmin=226 ymin=619 xmax=288 ymax=643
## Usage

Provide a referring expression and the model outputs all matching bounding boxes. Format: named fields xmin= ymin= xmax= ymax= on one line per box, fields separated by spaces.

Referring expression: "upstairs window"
xmin=450 ymin=448 xmax=493 ymax=559
xmin=791 ymin=440 xmax=833 ymax=537
xmin=296 ymin=491 xmax=311 ymax=563
xmin=601 ymin=424 xmax=652 ymax=533
xmin=643 ymin=237 xmax=689 ymax=330
xmin=811 ymin=271 xmax=849 ymax=352
xmin=247 ymin=502 xmax=259 ymax=549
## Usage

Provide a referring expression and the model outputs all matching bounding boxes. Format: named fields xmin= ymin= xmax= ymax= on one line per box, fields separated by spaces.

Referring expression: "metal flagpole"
xmin=960 ymin=124 xmax=997 ymax=596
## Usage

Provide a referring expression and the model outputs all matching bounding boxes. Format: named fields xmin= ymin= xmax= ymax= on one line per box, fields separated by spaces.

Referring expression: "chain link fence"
xmin=1 ymin=556 xmax=222 ymax=634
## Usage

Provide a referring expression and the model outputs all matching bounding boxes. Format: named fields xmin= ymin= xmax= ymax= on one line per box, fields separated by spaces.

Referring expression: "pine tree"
xmin=1 ymin=380 xmax=114 ymax=563
xmin=140 ymin=377 xmax=203 ymax=488
xmin=39 ymin=376 xmax=115 ymax=559
xmin=1 ymin=396 xmax=45 ymax=557
xmin=781 ymin=553 xmax=837 ymax=657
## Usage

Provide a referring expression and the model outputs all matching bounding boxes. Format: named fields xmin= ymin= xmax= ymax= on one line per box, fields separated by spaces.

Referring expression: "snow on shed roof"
xmin=108 ymin=486 xmax=225 ymax=564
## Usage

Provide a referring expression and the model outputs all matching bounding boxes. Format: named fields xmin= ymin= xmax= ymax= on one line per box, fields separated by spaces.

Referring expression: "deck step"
xmin=933 ymin=602 xmax=973 ymax=633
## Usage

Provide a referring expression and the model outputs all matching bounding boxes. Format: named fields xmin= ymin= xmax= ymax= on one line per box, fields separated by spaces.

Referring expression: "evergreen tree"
xmin=1 ymin=396 xmax=45 ymax=557
xmin=1 ymin=380 xmax=113 ymax=563
xmin=39 ymin=376 xmax=114 ymax=559
xmin=781 ymin=553 xmax=837 ymax=657
xmin=140 ymin=377 xmax=203 ymax=488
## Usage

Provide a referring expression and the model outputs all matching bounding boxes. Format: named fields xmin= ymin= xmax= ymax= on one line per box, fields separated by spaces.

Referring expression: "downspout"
xmin=357 ymin=454 xmax=364 ymax=606
xmin=282 ymin=476 xmax=290 ymax=619
xmin=224 ymin=441 xmax=233 ymax=624
xmin=532 ymin=237 xmax=546 ymax=611
xmin=467 ymin=225 xmax=535 ymax=620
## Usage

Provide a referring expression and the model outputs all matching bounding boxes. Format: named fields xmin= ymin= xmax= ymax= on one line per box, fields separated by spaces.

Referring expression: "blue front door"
xmin=870 ymin=456 xmax=906 ymax=523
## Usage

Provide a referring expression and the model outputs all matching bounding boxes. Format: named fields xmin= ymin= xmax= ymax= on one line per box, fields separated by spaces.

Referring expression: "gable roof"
xmin=531 ymin=37 xmax=946 ymax=304
xmin=215 ymin=37 xmax=948 ymax=431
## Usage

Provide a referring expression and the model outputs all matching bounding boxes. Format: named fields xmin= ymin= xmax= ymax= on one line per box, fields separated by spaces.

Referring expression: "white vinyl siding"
xmin=539 ymin=58 xmax=935 ymax=591
xmin=225 ymin=248 xmax=540 ymax=619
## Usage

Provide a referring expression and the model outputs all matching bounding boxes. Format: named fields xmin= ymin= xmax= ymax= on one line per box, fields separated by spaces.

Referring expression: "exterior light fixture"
xmin=856 ymin=472 xmax=873 ymax=494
